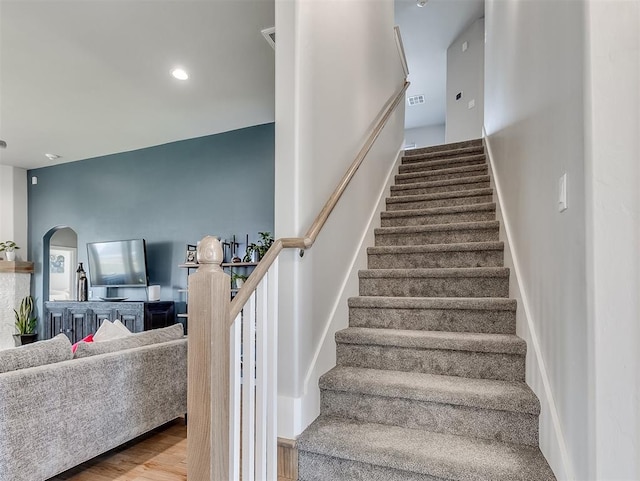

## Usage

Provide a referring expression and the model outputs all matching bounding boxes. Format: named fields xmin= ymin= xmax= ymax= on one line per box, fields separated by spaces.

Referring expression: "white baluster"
xmin=267 ymin=259 xmax=279 ymax=479
xmin=230 ymin=313 xmax=242 ymax=480
xmin=242 ymin=292 xmax=257 ymax=481
xmin=255 ymin=277 xmax=269 ymax=480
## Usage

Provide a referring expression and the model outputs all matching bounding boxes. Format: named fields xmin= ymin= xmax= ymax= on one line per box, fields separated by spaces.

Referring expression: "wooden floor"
xmin=47 ymin=418 xmax=296 ymax=481
xmin=48 ymin=419 xmax=187 ymax=481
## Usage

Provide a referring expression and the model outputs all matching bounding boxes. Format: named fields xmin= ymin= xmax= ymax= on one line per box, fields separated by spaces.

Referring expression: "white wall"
xmin=484 ymin=1 xmax=587 ymax=479
xmin=275 ymin=0 xmax=405 ymax=438
xmin=0 ymin=165 xmax=28 ymax=259
xmin=584 ymin=1 xmax=640 ymax=478
xmin=403 ymin=124 xmax=445 ymax=149
xmin=446 ymin=18 xmax=484 ymax=143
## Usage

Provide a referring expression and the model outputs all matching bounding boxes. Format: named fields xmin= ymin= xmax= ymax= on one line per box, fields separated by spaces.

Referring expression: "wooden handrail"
xmin=229 ymin=80 xmax=410 ymax=320
xmin=394 ymin=26 xmax=410 ymax=79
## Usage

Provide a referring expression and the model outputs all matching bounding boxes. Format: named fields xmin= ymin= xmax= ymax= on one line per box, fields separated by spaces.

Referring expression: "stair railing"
xmin=188 ymin=77 xmax=410 ymax=481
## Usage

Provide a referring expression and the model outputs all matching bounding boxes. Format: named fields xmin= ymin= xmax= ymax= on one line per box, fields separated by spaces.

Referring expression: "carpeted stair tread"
xmin=404 ymin=138 xmax=483 ymax=156
xmin=375 ymin=221 xmax=499 ymax=236
xmin=359 ymin=266 xmax=509 ymax=279
xmin=348 ymin=296 xmax=516 ymax=311
xmin=348 ymin=296 xmax=516 ymax=334
xmin=395 ymin=164 xmax=488 ymax=185
xmin=320 ymin=366 xmax=539 ymax=415
xmin=402 ymin=145 xmax=485 ymax=164
xmin=386 ymin=188 xmax=493 ymax=206
xmin=390 ymin=175 xmax=490 ymax=195
xmin=336 ymin=327 xmax=526 ymax=355
xmin=381 ymin=202 xmax=496 ymax=219
xmin=298 ymin=417 xmax=556 ymax=481
xmin=368 ymin=242 xmax=504 ymax=257
xmin=399 ymin=154 xmax=486 ymax=174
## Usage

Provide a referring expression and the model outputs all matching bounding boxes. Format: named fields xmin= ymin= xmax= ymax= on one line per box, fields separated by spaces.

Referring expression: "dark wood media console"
xmin=43 ymin=301 xmax=175 ymax=343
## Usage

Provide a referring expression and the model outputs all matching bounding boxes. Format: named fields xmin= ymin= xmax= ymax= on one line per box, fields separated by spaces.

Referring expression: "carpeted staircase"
xmin=297 ymin=139 xmax=557 ymax=481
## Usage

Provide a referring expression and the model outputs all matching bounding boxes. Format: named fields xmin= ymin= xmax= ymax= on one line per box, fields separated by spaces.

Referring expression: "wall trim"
xmin=483 ymin=128 xmax=573 ymax=480
xmin=301 ymin=146 xmax=404 ymax=393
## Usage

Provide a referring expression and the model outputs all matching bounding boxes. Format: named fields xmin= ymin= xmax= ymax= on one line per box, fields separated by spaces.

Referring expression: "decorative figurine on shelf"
xmin=231 ymin=235 xmax=241 ymax=263
xmin=76 ymin=262 xmax=88 ymax=301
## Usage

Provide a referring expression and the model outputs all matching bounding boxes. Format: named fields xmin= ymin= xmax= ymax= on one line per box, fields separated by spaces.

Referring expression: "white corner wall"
xmin=404 ymin=124 xmax=445 ymax=149
xmin=446 ymin=18 xmax=484 ymax=143
xmin=0 ymin=165 xmax=28 ymax=258
xmin=484 ymin=1 xmax=588 ymax=479
xmin=584 ymin=1 xmax=640 ymax=478
xmin=274 ymin=0 xmax=405 ymax=439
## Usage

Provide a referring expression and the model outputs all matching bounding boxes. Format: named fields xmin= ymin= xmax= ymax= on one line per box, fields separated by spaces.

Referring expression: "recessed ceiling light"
xmin=45 ymin=153 xmax=61 ymax=161
xmin=417 ymin=0 xmax=428 ymax=6
xmin=0 ymin=140 xmax=6 ymax=149
xmin=171 ymin=68 xmax=189 ymax=80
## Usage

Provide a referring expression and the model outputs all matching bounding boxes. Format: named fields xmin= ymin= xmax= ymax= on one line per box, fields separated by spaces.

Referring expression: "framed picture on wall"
xmin=185 ymin=244 xmax=197 ymax=265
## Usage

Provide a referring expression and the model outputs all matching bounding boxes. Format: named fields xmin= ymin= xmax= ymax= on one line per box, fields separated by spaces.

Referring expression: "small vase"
xmin=235 ymin=279 xmax=244 ymax=289
xmin=5 ymin=251 xmax=15 ymax=261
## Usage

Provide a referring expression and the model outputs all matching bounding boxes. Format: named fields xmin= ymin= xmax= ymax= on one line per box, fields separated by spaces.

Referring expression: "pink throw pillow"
xmin=71 ymin=334 xmax=94 ymax=354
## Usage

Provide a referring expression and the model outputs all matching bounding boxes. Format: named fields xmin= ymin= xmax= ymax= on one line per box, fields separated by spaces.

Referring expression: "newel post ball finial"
xmin=197 ymin=236 xmax=223 ymax=270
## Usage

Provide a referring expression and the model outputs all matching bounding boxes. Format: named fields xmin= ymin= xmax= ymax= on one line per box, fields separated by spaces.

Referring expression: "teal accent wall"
xmin=28 ymin=123 xmax=274 ymax=321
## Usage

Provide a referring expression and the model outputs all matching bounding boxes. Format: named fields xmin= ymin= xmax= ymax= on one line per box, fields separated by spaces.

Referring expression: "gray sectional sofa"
xmin=0 ymin=324 xmax=187 ymax=481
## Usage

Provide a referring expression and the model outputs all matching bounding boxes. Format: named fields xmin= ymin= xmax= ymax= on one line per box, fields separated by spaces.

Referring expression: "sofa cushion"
xmin=0 ymin=334 xmax=73 ymax=374
xmin=73 ymin=323 xmax=184 ymax=358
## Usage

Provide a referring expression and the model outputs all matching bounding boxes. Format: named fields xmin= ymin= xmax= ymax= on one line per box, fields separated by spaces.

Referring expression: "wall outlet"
xmin=559 ymin=173 xmax=568 ymax=212
xmin=468 ymin=99 xmax=476 ymax=109
xmin=31 ymin=176 xmax=38 ymax=185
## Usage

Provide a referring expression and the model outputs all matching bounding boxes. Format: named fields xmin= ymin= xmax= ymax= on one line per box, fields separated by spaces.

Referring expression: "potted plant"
xmin=0 ymin=241 xmax=20 ymax=261
xmin=14 ymin=295 xmax=37 ymax=346
xmin=231 ymin=272 xmax=249 ymax=289
xmin=243 ymin=232 xmax=274 ymax=262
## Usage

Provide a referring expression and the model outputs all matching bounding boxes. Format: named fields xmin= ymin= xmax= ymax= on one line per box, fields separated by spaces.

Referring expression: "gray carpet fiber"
xmin=298 ymin=138 xmax=557 ymax=480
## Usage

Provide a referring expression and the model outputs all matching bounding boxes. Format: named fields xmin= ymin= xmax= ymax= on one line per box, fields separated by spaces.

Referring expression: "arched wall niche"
xmin=43 ymin=226 xmax=78 ymax=302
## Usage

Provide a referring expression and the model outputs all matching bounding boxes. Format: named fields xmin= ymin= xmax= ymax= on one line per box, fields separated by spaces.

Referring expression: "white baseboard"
xmin=277 ymin=147 xmax=404 ymax=440
xmin=483 ymin=128 xmax=573 ymax=480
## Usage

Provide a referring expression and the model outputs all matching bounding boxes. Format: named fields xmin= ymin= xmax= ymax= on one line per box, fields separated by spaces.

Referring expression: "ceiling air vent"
xmin=407 ymin=94 xmax=425 ymax=106
xmin=262 ymin=27 xmax=275 ymax=50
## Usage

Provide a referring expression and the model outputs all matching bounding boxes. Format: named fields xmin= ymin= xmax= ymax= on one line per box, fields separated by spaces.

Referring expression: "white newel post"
xmin=0 ymin=262 xmax=34 ymax=350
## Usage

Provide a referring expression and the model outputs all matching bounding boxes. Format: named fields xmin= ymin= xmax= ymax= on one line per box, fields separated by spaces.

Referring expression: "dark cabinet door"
xmin=144 ymin=302 xmax=176 ymax=330
xmin=114 ymin=305 xmax=143 ymax=333
xmin=67 ymin=307 xmax=95 ymax=343
xmin=44 ymin=304 xmax=65 ymax=339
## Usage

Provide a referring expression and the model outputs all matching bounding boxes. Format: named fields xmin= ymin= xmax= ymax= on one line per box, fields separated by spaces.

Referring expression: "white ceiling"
xmin=395 ymin=0 xmax=484 ymax=130
xmin=0 ymin=0 xmax=276 ymax=169
xmin=0 ymin=0 xmax=482 ymax=170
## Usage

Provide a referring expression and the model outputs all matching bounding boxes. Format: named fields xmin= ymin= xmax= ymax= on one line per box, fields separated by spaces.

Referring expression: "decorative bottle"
xmin=76 ymin=262 xmax=88 ymax=301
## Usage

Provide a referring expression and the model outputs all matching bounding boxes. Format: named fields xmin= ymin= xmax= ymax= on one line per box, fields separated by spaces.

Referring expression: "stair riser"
xmin=359 ymin=276 xmax=510 ymax=298
xmin=407 ymin=139 xmax=483 ymax=156
xmin=395 ymin=166 xmax=488 ymax=185
xmin=391 ymin=181 xmax=490 ymax=196
xmin=381 ymin=210 xmax=495 ymax=227
xmin=321 ymin=390 xmax=539 ymax=446
xmin=368 ymin=250 xmax=504 ymax=269
xmin=299 ymin=451 xmax=446 ymax=481
xmin=336 ymin=344 xmax=525 ymax=381
xmin=399 ymin=158 xmax=486 ymax=174
xmin=402 ymin=147 xmax=485 ymax=164
xmin=349 ymin=307 xmax=516 ymax=334
xmin=375 ymin=228 xmax=499 ymax=246
xmin=386 ymin=194 xmax=493 ymax=211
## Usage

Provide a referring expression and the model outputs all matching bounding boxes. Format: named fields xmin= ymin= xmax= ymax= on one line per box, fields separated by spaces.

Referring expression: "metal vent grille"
xmin=407 ymin=94 xmax=425 ymax=106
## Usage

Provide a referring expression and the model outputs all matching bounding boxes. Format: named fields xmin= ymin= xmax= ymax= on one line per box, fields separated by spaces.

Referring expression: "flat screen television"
xmin=86 ymin=239 xmax=149 ymax=287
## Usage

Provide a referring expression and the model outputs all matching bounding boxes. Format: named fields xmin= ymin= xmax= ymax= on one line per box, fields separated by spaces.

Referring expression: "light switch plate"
xmin=468 ymin=99 xmax=475 ymax=109
xmin=462 ymin=41 xmax=468 ymax=52
xmin=558 ymin=173 xmax=568 ymax=212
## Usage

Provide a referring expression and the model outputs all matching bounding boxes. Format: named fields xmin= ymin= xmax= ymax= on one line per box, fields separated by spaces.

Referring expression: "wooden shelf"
xmin=0 ymin=261 xmax=34 ymax=274
xmin=179 ymin=262 xmax=259 ymax=268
